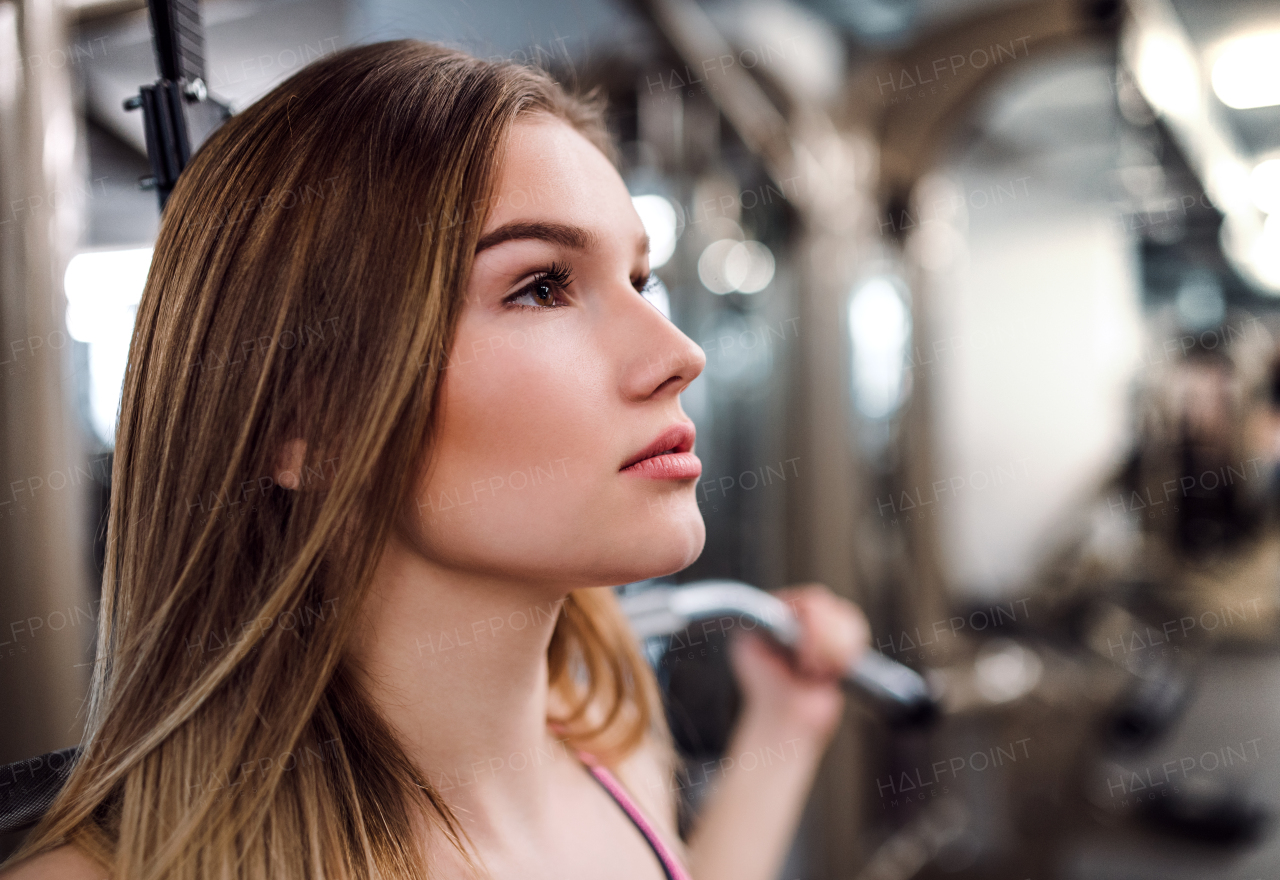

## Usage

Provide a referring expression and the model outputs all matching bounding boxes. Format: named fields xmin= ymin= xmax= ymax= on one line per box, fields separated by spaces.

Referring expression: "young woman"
xmin=1 ymin=40 xmax=869 ymax=880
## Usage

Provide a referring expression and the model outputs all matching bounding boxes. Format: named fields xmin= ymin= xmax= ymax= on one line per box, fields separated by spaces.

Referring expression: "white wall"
xmin=928 ymin=193 xmax=1144 ymax=599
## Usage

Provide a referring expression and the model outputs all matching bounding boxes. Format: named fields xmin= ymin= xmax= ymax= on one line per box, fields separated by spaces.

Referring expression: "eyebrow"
xmin=475 ymin=221 xmax=601 ymax=254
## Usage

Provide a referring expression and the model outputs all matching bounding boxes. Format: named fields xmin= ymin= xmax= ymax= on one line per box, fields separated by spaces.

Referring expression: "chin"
xmin=638 ymin=514 xmax=707 ymax=580
xmin=570 ymin=489 xmax=706 ymax=584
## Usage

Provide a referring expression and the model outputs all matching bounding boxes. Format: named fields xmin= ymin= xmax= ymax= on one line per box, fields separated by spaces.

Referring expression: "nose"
xmin=616 ymin=288 xmax=706 ymax=402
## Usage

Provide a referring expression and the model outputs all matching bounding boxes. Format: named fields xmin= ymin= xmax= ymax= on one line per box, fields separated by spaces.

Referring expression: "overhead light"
xmin=1249 ymin=214 xmax=1280 ymax=288
xmin=1210 ymin=32 xmax=1280 ymax=110
xmin=847 ymin=276 xmax=911 ymax=420
xmin=1251 ymin=158 xmax=1280 ymax=215
xmin=1207 ymin=158 xmax=1253 ymax=214
xmin=697 ymin=239 xmax=775 ymax=294
xmin=64 ymin=247 xmax=152 ymax=344
xmin=632 ymin=194 xmax=679 ymax=269
xmin=1135 ymin=33 xmax=1200 ymax=118
xmin=698 ymin=239 xmax=740 ymax=294
xmin=641 ymin=275 xmax=671 ymax=319
xmin=64 ymin=246 xmax=153 ymax=445
xmin=723 ymin=241 xmax=775 ymax=293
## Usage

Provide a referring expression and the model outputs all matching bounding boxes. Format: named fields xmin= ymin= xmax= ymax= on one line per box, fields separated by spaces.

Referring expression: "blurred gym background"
xmin=4 ymin=0 xmax=1280 ymax=876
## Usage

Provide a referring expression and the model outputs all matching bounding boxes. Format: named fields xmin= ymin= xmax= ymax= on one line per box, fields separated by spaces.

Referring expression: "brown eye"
xmin=504 ymin=263 xmax=574 ymax=310
xmin=533 ymin=280 xmax=557 ymax=303
xmin=507 ymin=279 xmax=562 ymax=309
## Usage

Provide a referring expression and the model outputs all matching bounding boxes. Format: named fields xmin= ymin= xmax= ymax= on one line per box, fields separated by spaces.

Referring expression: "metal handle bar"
xmin=619 ymin=579 xmax=941 ymax=728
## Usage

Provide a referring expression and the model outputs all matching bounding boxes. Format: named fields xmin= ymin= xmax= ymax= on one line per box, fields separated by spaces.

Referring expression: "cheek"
xmin=449 ymin=323 xmax=610 ymax=465
xmin=409 ymin=324 xmax=618 ymax=563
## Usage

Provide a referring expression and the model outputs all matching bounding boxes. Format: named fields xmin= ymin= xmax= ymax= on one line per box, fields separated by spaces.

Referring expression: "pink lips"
xmin=620 ymin=422 xmax=701 ymax=480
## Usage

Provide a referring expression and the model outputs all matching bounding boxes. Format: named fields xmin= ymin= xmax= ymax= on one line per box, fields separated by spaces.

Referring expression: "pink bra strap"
xmin=576 ymin=750 xmax=692 ymax=880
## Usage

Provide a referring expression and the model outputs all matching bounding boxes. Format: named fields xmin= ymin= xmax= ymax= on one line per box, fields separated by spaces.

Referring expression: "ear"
xmin=275 ymin=438 xmax=308 ymax=490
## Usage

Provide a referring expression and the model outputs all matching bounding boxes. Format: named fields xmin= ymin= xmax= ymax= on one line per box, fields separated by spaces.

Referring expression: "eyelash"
xmin=504 ymin=262 xmax=575 ymax=311
xmin=503 ymin=264 xmax=656 ymax=310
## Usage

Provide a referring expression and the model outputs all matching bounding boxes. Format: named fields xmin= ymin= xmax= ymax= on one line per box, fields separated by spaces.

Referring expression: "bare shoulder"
xmin=611 ymin=735 xmax=681 ymax=843
xmin=0 ymin=845 xmax=108 ymax=880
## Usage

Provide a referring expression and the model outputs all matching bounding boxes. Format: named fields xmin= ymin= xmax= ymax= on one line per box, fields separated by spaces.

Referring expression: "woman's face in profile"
xmin=403 ymin=116 xmax=707 ymax=589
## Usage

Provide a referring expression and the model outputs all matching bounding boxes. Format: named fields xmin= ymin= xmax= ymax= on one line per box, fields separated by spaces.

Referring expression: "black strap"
xmin=0 ymin=746 xmax=80 ymax=833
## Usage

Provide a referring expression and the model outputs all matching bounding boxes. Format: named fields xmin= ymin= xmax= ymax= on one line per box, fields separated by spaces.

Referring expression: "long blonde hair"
xmin=7 ymin=39 xmax=671 ymax=879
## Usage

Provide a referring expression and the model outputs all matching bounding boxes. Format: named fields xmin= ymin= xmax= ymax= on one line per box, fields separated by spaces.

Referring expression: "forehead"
xmin=483 ymin=117 xmax=639 ymax=236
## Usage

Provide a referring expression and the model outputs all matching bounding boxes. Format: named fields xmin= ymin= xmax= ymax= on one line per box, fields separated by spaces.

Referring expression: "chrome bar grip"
xmin=619 ymin=579 xmax=940 ymax=727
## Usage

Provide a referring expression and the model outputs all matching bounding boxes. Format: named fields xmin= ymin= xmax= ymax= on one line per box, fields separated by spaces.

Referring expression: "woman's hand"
xmin=685 ymin=584 xmax=870 ymax=880
xmin=728 ymin=583 xmax=871 ymax=745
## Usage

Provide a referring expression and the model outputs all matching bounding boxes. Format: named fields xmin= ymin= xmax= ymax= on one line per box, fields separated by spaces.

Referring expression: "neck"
xmin=347 ymin=530 xmax=576 ymax=834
